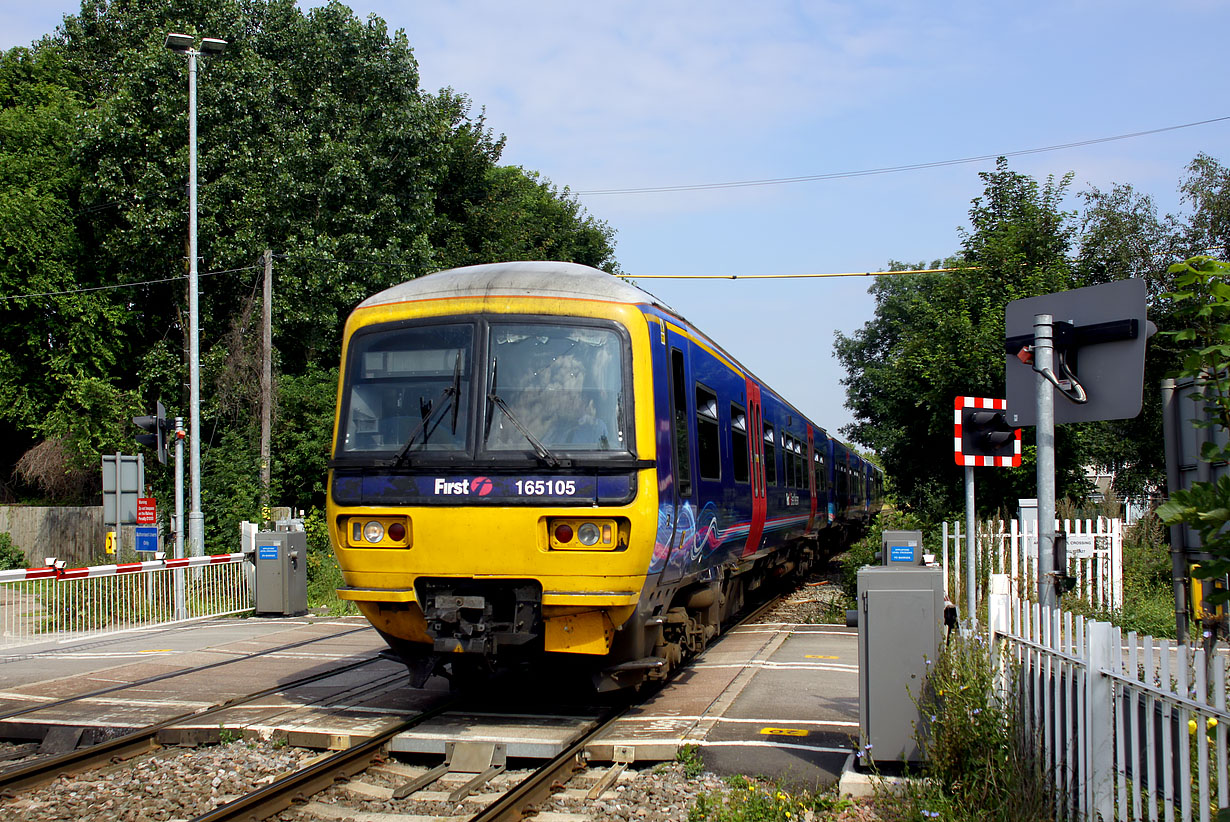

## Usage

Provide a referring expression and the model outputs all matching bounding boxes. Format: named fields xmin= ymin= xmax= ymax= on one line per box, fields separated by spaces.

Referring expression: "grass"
xmin=688 ymin=774 xmax=852 ymax=822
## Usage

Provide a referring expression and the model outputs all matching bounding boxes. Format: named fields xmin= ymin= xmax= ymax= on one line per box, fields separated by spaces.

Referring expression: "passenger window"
xmin=731 ymin=404 xmax=749 ymax=483
xmin=763 ymin=423 xmax=777 ymax=485
xmin=696 ymin=385 xmax=720 ymax=481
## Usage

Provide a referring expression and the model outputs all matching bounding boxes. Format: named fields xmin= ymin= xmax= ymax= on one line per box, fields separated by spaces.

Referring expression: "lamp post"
xmin=166 ymin=33 xmax=226 ymax=557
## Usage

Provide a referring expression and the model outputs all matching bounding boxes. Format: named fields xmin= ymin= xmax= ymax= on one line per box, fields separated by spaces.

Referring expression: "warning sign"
xmin=136 ymin=497 xmax=156 ymax=525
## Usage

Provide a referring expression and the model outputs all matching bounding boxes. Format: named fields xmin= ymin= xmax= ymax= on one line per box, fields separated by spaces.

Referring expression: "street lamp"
xmin=166 ymin=32 xmax=226 ymax=558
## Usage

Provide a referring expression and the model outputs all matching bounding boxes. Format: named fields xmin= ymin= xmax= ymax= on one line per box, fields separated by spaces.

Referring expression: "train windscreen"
xmin=339 ymin=323 xmax=473 ymax=455
xmin=485 ymin=323 xmax=626 ymax=453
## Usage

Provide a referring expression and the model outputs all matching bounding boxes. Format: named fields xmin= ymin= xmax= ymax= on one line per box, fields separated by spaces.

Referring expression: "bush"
xmin=303 ymin=507 xmax=356 ymax=615
xmin=0 ymin=532 xmax=26 ymax=570
xmin=875 ymin=633 xmax=1053 ymax=822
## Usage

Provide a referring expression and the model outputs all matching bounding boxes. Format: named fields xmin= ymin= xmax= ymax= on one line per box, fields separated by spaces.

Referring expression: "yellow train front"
xmin=327 ymin=261 xmax=878 ymax=690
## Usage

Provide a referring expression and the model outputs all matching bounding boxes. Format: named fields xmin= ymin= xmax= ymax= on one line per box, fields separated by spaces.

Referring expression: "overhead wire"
xmin=0 ymin=262 xmax=262 ymax=302
xmin=573 ymin=116 xmax=1230 ymax=196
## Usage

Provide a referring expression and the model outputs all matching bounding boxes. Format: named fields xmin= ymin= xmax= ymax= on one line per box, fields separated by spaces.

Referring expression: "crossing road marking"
xmin=760 ymin=727 xmax=809 ymax=737
xmin=804 ymin=654 xmax=839 ymax=659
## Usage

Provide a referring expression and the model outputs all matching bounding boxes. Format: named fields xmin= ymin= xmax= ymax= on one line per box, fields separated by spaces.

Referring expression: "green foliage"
xmin=836 ymin=159 xmax=1090 ymax=521
xmin=304 ymin=506 xmax=354 ymax=614
xmin=676 ymin=743 xmax=704 ymax=778
xmin=875 ymin=633 xmax=1052 ymax=822
xmin=0 ymin=532 xmax=26 ymax=570
xmin=688 ymin=774 xmax=850 ymax=822
xmin=0 ymin=0 xmax=619 ymax=520
xmin=1156 ymin=256 xmax=1230 ymax=607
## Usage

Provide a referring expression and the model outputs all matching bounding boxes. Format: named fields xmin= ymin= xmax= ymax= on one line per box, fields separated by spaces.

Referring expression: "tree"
xmin=836 ymin=159 xmax=1091 ymax=520
xmin=0 ymin=0 xmax=619 ymax=549
xmin=1157 ymin=256 xmax=1230 ymax=612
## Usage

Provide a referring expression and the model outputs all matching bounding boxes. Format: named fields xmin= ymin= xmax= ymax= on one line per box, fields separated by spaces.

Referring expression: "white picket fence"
xmin=944 ymin=518 xmax=1124 ymax=613
xmin=0 ymin=553 xmax=252 ymax=650
xmin=989 ymin=575 xmax=1229 ymax=821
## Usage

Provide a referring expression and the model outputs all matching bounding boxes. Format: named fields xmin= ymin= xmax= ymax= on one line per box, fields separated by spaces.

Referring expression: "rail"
xmin=0 ymin=553 xmax=251 ymax=649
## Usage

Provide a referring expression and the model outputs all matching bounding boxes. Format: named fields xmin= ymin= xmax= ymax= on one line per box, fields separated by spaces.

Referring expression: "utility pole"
xmin=261 ymin=249 xmax=273 ymax=515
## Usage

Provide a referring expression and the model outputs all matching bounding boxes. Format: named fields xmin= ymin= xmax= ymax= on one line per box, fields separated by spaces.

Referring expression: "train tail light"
xmin=547 ymin=518 xmax=624 ymax=551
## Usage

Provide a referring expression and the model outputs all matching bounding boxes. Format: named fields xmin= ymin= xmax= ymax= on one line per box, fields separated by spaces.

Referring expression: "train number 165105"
xmin=514 ymin=479 xmax=577 ymax=496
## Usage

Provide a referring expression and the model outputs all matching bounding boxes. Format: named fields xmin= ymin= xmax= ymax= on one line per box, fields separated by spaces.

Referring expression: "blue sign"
xmin=889 ymin=544 xmax=916 ymax=563
xmin=257 ymin=544 xmax=279 ymax=561
xmin=135 ymin=526 xmax=159 ymax=553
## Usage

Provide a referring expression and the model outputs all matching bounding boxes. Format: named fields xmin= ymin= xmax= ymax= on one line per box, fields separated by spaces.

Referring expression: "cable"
xmin=630 ymin=266 xmax=972 ymax=280
xmin=0 ymin=263 xmax=261 ymax=302
xmin=574 ymin=116 xmax=1230 ymax=196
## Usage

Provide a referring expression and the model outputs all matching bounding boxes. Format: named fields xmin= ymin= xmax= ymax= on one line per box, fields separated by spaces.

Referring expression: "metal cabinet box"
xmin=880 ymin=529 xmax=925 ymax=566
xmin=856 ymin=565 xmax=945 ymax=764
xmin=255 ymin=531 xmax=308 ymax=616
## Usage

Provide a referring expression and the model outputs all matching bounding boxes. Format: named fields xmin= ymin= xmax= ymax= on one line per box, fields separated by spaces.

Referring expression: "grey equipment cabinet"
xmin=254 ymin=530 xmax=308 ymax=616
xmin=856 ymin=565 xmax=945 ymax=764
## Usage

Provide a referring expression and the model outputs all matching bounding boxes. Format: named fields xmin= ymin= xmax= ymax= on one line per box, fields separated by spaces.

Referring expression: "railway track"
xmin=189 ymin=591 xmax=794 ymax=822
xmin=1 ymin=585 xmax=811 ymax=821
xmin=0 ymin=627 xmax=388 ymax=793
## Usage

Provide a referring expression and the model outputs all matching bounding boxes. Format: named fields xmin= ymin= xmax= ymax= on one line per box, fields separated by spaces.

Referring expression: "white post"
xmin=965 ymin=467 xmax=977 ymax=625
xmin=1086 ymin=619 xmax=1116 ymax=819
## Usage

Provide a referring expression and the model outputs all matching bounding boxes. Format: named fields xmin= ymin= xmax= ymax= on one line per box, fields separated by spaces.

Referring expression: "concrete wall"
xmin=0 ymin=506 xmax=106 ymax=568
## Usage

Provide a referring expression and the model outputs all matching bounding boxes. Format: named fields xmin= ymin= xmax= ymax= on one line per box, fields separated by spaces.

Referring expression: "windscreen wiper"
xmin=391 ymin=352 xmax=462 ymax=468
xmin=487 ymin=393 xmax=566 ymax=468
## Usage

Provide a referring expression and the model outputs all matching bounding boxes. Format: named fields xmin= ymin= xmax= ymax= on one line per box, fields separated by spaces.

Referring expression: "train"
xmin=326 ymin=261 xmax=883 ymax=690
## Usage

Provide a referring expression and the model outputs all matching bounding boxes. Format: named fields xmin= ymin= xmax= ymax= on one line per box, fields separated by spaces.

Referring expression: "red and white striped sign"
xmin=954 ymin=396 xmax=1022 ymax=468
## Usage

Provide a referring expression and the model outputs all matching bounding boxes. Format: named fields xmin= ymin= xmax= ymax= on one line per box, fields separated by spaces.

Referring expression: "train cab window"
xmin=763 ymin=423 xmax=777 ymax=485
xmin=730 ymin=404 xmax=749 ymax=483
xmin=695 ymin=385 xmax=721 ymax=481
xmin=670 ymin=348 xmax=692 ymax=497
xmin=340 ymin=322 xmax=473 ymax=454
xmin=485 ymin=322 xmax=626 ymax=453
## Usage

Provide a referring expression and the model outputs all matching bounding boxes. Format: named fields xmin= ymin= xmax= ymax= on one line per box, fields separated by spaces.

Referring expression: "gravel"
xmin=0 ymin=740 xmax=316 ymax=822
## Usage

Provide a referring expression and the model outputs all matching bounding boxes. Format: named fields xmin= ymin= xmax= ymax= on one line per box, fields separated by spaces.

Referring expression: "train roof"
xmin=357 ymin=261 xmax=671 ymax=311
xmin=355 ymin=260 xmax=868 ymax=455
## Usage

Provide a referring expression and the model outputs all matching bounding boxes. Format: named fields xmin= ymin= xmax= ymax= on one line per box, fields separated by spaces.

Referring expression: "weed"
xmin=688 ymin=775 xmax=850 ymax=821
xmin=218 ymin=726 xmax=242 ymax=745
xmin=677 ymin=743 xmax=705 ymax=778
xmin=873 ymin=632 xmax=1054 ymax=822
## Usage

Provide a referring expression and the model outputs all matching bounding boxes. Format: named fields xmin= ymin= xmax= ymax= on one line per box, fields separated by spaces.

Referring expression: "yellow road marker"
xmin=760 ymin=727 xmax=809 ymax=737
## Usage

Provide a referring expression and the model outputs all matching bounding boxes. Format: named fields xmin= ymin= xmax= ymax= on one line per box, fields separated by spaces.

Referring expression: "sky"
xmin=3 ymin=1 xmax=1228 ymax=442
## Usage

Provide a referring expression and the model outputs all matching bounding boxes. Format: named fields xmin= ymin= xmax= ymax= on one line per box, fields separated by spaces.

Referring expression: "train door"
xmin=661 ymin=338 xmax=696 ymax=582
xmin=743 ymin=380 xmax=766 ymax=556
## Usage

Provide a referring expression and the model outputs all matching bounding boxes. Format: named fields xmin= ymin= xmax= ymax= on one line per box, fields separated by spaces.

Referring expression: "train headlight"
xmin=345 ymin=516 xmax=410 ymax=548
xmin=363 ymin=521 xmax=385 ymax=543
xmin=547 ymin=518 xmax=625 ymax=551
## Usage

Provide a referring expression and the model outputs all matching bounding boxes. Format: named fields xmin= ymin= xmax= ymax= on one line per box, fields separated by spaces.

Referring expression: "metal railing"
xmin=0 ymin=553 xmax=252 ymax=650
xmin=944 ymin=518 xmax=1124 ymax=613
xmin=989 ymin=575 xmax=1228 ymax=821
